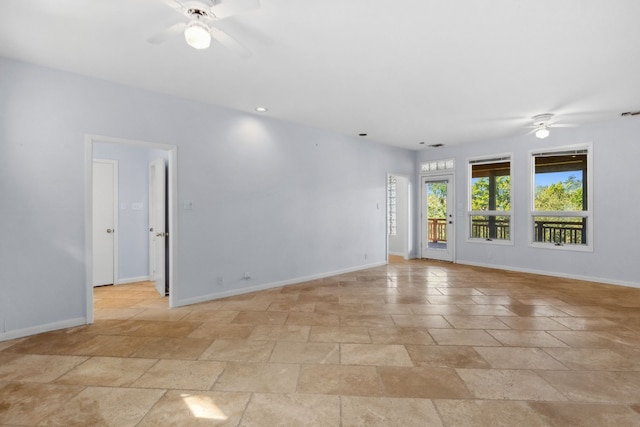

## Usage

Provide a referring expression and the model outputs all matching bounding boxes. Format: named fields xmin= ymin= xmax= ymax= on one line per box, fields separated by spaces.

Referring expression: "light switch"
xmin=184 ymin=201 xmax=193 ymax=210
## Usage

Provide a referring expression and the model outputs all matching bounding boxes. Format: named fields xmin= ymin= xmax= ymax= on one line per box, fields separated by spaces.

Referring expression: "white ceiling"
xmin=1 ymin=0 xmax=639 ymax=149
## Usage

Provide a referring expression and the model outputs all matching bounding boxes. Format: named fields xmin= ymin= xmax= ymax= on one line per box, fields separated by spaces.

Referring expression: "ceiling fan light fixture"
xmin=184 ymin=21 xmax=211 ymax=49
xmin=535 ymin=127 xmax=550 ymax=139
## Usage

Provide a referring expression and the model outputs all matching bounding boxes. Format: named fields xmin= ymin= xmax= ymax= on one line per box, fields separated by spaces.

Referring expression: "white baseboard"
xmin=456 ymin=259 xmax=640 ymax=289
xmin=174 ymin=261 xmax=387 ymax=307
xmin=0 ymin=317 xmax=87 ymax=342
xmin=117 ymin=276 xmax=151 ymax=285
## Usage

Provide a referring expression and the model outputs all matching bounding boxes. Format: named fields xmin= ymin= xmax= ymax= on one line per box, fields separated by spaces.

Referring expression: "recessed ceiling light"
xmin=255 ymin=106 xmax=268 ymax=113
xmin=359 ymin=133 xmax=367 ymax=136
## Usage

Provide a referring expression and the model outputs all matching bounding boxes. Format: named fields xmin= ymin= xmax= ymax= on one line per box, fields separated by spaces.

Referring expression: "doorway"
xmin=85 ymin=135 xmax=177 ymax=323
xmin=421 ymin=174 xmax=454 ymax=262
xmin=387 ymin=174 xmax=411 ymax=260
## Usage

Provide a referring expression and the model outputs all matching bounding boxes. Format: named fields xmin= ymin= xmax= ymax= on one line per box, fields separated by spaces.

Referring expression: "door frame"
xmin=84 ymin=134 xmax=178 ymax=323
xmin=92 ymin=158 xmax=119 ymax=286
xmin=386 ymin=173 xmax=412 ymax=261
xmin=420 ymin=173 xmax=455 ymax=262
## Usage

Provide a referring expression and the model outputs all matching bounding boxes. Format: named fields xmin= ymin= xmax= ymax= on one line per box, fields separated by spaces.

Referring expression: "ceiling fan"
xmin=148 ymin=0 xmax=260 ymax=56
xmin=529 ymin=113 xmax=575 ymax=139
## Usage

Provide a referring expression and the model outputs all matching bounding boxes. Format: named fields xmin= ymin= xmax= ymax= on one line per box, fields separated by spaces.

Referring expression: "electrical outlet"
xmin=243 ymin=272 xmax=251 ymax=279
xmin=216 ymin=276 xmax=223 ymax=286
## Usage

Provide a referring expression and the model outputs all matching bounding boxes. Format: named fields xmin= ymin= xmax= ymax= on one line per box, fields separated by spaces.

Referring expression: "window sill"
xmin=466 ymin=238 xmax=513 ymax=246
xmin=529 ymin=242 xmax=593 ymax=253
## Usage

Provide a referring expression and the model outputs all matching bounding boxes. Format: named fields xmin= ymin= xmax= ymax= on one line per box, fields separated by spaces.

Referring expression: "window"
xmin=421 ymin=159 xmax=454 ymax=173
xmin=387 ymin=175 xmax=397 ymax=236
xmin=468 ymin=156 xmax=511 ymax=242
xmin=531 ymin=147 xmax=591 ymax=249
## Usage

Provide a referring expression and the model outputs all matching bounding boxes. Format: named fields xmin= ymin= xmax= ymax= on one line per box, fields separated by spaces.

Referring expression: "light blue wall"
xmin=0 ymin=57 xmax=415 ymax=338
xmin=92 ymin=142 xmax=168 ymax=283
xmin=416 ymin=118 xmax=640 ymax=286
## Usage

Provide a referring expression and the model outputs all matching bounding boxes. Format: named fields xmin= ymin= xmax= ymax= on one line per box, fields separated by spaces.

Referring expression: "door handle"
xmin=106 ymin=228 xmax=113 ymax=233
xmin=156 ymin=232 xmax=168 ymax=237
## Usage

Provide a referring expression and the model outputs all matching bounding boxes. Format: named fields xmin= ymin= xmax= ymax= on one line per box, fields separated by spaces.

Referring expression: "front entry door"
xmin=92 ymin=159 xmax=118 ymax=286
xmin=421 ymin=175 xmax=454 ymax=261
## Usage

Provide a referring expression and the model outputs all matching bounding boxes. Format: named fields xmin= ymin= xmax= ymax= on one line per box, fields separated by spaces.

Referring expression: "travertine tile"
xmin=474 ymin=346 xmax=568 ymax=370
xmin=213 ymin=362 xmax=299 ymax=393
xmin=405 ymin=345 xmax=491 ymax=368
xmin=435 ymin=399 xmax=548 ymax=427
xmin=429 ymin=329 xmax=502 ymax=346
xmin=297 ymin=365 xmax=383 ymax=396
xmin=0 ymin=382 xmax=84 ymax=425
xmin=43 ymin=386 xmax=165 ymax=426
xmin=392 ymin=314 xmax=451 ymax=328
xmin=231 ymin=311 xmax=288 ymax=325
xmin=340 ymin=343 xmax=413 ymax=367
xmin=285 ymin=312 xmax=340 ymax=326
xmin=529 ymin=401 xmax=640 ymax=427
xmin=6 ymin=263 xmax=640 ymax=425
xmin=309 ymin=326 xmax=371 ymax=343
xmin=188 ymin=323 xmax=255 ymax=340
xmin=56 ymin=356 xmax=157 ymax=387
xmin=342 ymin=396 xmax=443 ymax=426
xmin=269 ymin=341 xmax=339 ymax=364
xmin=456 ymin=368 xmax=568 ymax=401
xmin=132 ymin=359 xmax=225 ymax=390
xmin=138 ymin=390 xmax=250 ymax=426
xmin=368 ymin=327 xmax=435 ymax=345
xmin=241 ymin=393 xmax=341 ymax=426
xmin=377 ymin=366 xmax=472 ymax=399
xmin=487 ymin=330 xmax=570 ymax=347
xmin=536 ymin=370 xmax=640 ymax=403
xmin=248 ymin=325 xmax=310 ymax=341
xmin=198 ymin=339 xmax=275 ymax=362
xmin=542 ymin=347 xmax=640 ymax=371
xmin=0 ymin=353 xmax=87 ymax=382
xmin=443 ymin=315 xmax=509 ymax=329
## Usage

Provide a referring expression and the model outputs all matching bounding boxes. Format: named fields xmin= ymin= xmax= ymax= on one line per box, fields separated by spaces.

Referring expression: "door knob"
xmin=106 ymin=228 xmax=113 ymax=233
xmin=156 ymin=232 xmax=166 ymax=237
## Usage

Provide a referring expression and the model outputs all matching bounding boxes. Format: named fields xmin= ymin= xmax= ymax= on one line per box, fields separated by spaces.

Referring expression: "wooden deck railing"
xmin=428 ymin=218 xmax=585 ymax=244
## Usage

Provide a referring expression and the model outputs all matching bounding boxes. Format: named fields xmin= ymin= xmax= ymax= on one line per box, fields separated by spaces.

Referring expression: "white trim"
xmin=466 ymin=152 xmax=513 ymax=244
xmin=0 ymin=318 xmax=86 ymax=342
xmin=386 ymin=172 xmax=411 ymax=261
xmin=457 ymin=259 xmax=640 ymax=289
xmin=528 ymin=143 xmax=593 ymax=251
xmin=117 ymin=276 xmax=151 ymax=285
xmin=173 ymin=262 xmax=386 ymax=307
xmin=85 ymin=134 xmax=178 ymax=322
xmin=419 ymin=174 xmax=455 ymax=262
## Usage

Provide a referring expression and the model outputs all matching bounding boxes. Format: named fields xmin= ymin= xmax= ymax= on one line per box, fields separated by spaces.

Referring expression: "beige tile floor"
xmin=3 ymin=259 xmax=640 ymax=425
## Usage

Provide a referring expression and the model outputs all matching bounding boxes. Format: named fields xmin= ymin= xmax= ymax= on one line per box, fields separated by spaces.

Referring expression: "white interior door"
xmin=92 ymin=160 xmax=118 ymax=286
xmin=149 ymin=158 xmax=167 ymax=296
xmin=421 ymin=175 xmax=454 ymax=262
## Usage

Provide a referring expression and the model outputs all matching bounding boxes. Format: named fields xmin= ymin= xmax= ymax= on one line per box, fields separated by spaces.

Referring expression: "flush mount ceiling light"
xmin=532 ymin=113 xmax=553 ymax=139
xmin=184 ymin=20 xmax=211 ymax=49
xmin=255 ymin=106 xmax=268 ymax=112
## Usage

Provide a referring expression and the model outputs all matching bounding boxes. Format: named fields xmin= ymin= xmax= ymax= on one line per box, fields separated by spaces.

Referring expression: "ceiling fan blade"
xmin=210 ymin=0 xmax=260 ymax=19
xmin=209 ymin=26 xmax=251 ymax=57
xmin=147 ymin=22 xmax=186 ymax=44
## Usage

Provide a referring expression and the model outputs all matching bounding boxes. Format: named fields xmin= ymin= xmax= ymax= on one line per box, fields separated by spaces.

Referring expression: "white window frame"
xmin=529 ymin=143 xmax=593 ymax=252
xmin=466 ymin=154 xmax=513 ymax=245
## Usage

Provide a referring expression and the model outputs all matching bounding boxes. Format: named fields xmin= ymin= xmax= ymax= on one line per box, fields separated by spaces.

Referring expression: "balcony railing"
xmin=427 ymin=218 xmax=586 ymax=244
